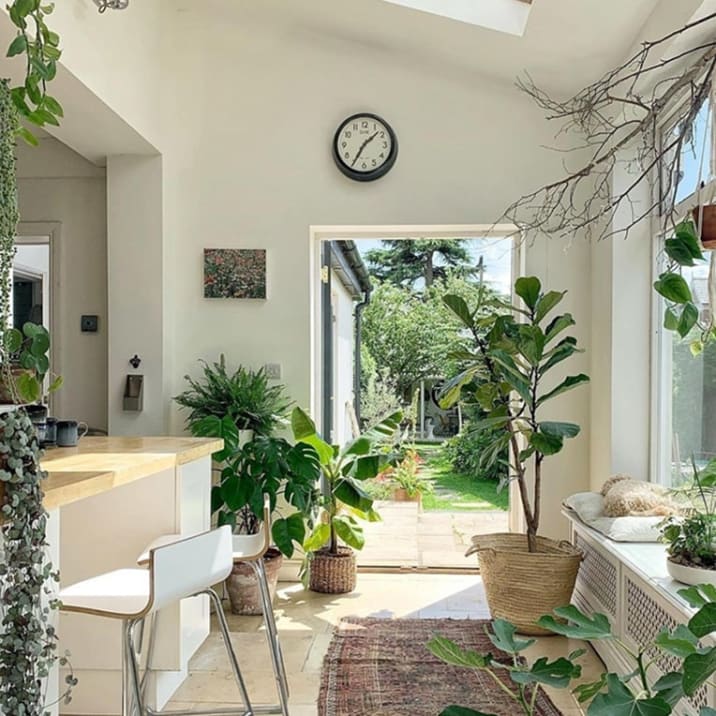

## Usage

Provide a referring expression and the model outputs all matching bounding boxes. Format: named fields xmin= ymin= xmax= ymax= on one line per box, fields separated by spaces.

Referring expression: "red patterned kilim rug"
xmin=318 ymin=617 xmax=563 ymax=716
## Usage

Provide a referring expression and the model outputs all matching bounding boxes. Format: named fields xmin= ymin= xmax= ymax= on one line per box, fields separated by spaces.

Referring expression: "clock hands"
xmin=351 ymin=131 xmax=379 ymax=167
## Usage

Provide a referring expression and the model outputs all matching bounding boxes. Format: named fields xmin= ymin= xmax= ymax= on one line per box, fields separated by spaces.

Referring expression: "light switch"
xmin=264 ymin=363 xmax=282 ymax=379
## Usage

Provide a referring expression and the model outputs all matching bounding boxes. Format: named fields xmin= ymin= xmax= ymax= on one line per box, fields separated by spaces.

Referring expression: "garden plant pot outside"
xmin=467 ymin=533 xmax=583 ymax=635
xmin=225 ymin=547 xmax=283 ymax=615
xmin=309 ymin=547 xmax=356 ymax=594
xmin=391 ymin=487 xmax=422 ymax=505
xmin=667 ymin=557 xmax=716 ymax=588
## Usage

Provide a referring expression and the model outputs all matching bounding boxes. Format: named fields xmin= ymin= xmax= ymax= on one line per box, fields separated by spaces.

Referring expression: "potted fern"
xmin=440 ymin=276 xmax=589 ymax=634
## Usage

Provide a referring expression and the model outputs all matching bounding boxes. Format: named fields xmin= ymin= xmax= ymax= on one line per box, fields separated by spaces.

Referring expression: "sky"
xmin=356 ymin=236 xmax=513 ymax=295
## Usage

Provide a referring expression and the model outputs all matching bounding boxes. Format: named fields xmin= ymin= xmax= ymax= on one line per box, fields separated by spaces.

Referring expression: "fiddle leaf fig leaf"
xmin=443 ymin=294 xmax=474 ymax=328
xmin=515 ymin=276 xmax=541 ymax=309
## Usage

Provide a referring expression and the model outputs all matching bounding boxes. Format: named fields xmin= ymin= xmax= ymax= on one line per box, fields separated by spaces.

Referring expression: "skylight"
xmin=382 ymin=0 xmax=532 ymax=37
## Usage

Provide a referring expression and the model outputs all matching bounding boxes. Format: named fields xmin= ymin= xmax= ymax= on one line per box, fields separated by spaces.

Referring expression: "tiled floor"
xmin=167 ymin=573 xmax=604 ymax=715
xmin=359 ymin=501 xmax=509 ymax=568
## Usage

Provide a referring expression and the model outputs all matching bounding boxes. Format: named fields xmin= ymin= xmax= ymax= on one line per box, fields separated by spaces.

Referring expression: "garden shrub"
xmin=444 ymin=423 xmax=508 ymax=482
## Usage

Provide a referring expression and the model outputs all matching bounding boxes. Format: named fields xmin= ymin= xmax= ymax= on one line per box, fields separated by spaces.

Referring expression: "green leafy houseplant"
xmin=210 ymin=434 xmax=320 ymax=558
xmin=429 ymin=584 xmax=716 ymax=716
xmin=291 ymin=406 xmax=401 ymax=556
xmin=174 ymin=355 xmax=291 ymax=437
xmin=441 ymin=276 xmax=589 ymax=553
xmin=1 ymin=322 xmax=63 ymax=403
xmin=662 ymin=457 xmax=716 ymax=573
xmin=653 ymin=219 xmax=711 ymax=355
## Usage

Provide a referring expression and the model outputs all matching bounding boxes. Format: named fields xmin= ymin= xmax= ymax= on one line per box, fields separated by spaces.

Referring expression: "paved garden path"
xmin=358 ymin=501 xmax=508 ymax=570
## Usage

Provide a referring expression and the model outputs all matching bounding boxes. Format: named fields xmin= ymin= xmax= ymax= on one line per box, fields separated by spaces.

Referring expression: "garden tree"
xmin=364 ymin=239 xmax=476 ymax=289
xmin=361 ymin=275 xmax=499 ymax=401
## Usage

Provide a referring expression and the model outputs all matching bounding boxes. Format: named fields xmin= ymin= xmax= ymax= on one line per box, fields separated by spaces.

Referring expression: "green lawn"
xmin=417 ymin=443 xmax=509 ymax=512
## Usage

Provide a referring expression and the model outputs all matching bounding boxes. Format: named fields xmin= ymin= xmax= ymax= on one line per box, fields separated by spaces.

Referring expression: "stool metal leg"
xmin=124 ymin=619 xmax=145 ymax=716
xmin=251 ymin=560 xmax=290 ymax=716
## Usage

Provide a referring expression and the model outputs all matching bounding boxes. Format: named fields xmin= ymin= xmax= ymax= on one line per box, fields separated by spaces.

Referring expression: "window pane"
xmin=670 ymin=257 xmax=715 ymax=484
xmin=674 ymin=99 xmax=712 ymax=205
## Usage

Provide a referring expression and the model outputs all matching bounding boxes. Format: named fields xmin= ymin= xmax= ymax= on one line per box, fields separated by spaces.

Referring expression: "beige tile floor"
xmin=166 ymin=573 xmax=604 ymax=715
xmin=359 ymin=501 xmax=509 ymax=569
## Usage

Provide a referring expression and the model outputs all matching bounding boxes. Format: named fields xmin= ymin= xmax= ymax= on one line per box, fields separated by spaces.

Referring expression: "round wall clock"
xmin=332 ymin=113 xmax=398 ymax=182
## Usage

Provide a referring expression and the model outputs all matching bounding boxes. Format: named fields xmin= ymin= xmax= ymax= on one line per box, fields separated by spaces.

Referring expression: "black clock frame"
xmin=332 ymin=112 xmax=398 ymax=182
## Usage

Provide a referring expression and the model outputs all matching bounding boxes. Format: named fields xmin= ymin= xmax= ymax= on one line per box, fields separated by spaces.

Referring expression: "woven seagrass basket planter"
xmin=309 ymin=546 xmax=356 ymax=594
xmin=467 ymin=533 xmax=583 ymax=635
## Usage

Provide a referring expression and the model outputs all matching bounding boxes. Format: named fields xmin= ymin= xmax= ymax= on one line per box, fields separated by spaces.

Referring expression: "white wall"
xmin=16 ymin=135 xmax=108 ymax=431
xmin=158 ymin=0 xmax=593 ymax=540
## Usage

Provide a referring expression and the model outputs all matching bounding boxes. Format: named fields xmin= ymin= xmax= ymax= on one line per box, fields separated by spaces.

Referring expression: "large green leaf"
xmin=361 ymin=410 xmax=402 ymax=440
xmin=220 ymin=473 xmax=254 ymax=511
xmin=3 ymin=327 xmax=22 ymax=352
xmin=539 ymin=337 xmax=579 ymax=375
xmin=664 ymin=307 xmax=679 ymax=331
xmin=272 ymin=513 xmax=306 ymax=558
xmin=677 ymin=302 xmax=699 ymax=338
xmin=688 ymin=603 xmax=716 ymax=638
xmin=350 ymin=454 xmax=384 ymax=480
xmin=426 ymin=636 xmax=490 ymax=669
xmin=652 ymin=671 xmax=685 ymax=708
xmin=588 ymin=675 xmax=670 ymax=716
xmin=654 ymin=272 xmax=692 ymax=304
xmin=654 ymin=625 xmax=698 ymax=658
xmin=683 ymin=646 xmax=716 ymax=696
xmin=489 ymin=350 xmax=532 ymax=404
xmin=678 ymin=584 xmax=716 ymax=608
xmin=537 ymin=606 xmax=612 ymax=640
xmin=342 ymin=436 xmax=371 ymax=456
xmin=440 ymin=707 xmax=496 ymax=716
xmin=515 ymin=276 xmax=542 ymax=309
xmin=529 ymin=431 xmax=564 ymax=456
xmin=511 ymin=656 xmax=581 ymax=688
xmin=537 ymin=373 xmax=590 ymax=407
xmin=303 ymin=522 xmax=330 ymax=552
xmin=291 ymin=407 xmax=334 ymax=464
xmin=488 ymin=619 xmax=535 ymax=654
xmin=333 ymin=514 xmax=364 ymax=550
xmin=675 ymin=220 xmax=704 ymax=260
xmin=438 ymin=366 xmax=482 ymax=408
xmin=540 ymin=421 xmax=580 ymax=438
xmin=517 ymin=324 xmax=546 ymax=365
xmin=535 ymin=290 xmax=566 ymax=323
xmin=334 ymin=476 xmax=373 ymax=512
xmin=443 ymin=294 xmax=474 ymax=328
xmin=15 ymin=372 xmax=40 ymax=403
xmin=544 ymin=313 xmax=575 ymax=343
xmin=573 ymin=674 xmax=607 ymax=703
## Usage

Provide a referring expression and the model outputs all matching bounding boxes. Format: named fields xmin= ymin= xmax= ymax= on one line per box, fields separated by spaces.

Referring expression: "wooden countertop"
xmin=40 ymin=436 xmax=223 ymax=511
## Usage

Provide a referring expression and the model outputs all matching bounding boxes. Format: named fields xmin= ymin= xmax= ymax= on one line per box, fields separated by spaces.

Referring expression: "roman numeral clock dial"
xmin=332 ymin=113 xmax=398 ymax=182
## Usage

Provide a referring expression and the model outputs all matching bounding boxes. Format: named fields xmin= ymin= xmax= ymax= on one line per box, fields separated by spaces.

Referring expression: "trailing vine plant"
xmin=0 ymin=2 xmax=71 ymax=714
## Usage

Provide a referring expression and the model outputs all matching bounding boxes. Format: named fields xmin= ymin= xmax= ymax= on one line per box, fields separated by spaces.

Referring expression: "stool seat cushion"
xmin=59 ymin=569 xmax=151 ymax=618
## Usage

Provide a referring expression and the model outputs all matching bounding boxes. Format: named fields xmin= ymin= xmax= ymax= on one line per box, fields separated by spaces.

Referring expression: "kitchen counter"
xmin=41 ymin=436 xmax=222 ymax=510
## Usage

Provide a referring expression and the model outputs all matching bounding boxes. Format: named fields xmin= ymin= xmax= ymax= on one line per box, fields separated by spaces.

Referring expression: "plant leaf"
xmin=440 ymin=708 xmax=496 ymax=716
xmin=272 ymin=513 xmax=306 ymax=558
xmin=511 ymin=656 xmax=581 ymax=688
xmin=488 ymin=619 xmax=535 ymax=654
xmin=303 ymin=522 xmax=330 ymax=552
xmin=537 ymin=374 xmax=590 ymax=407
xmin=654 ymin=272 xmax=692 ymax=304
xmin=688 ymin=603 xmax=716 ymax=639
xmin=683 ymin=646 xmax=716 ymax=696
xmin=537 ymin=606 xmax=612 ymax=640
xmin=515 ymin=276 xmax=541 ymax=309
xmin=654 ymin=625 xmax=698 ymax=658
xmin=443 ymin=294 xmax=474 ymax=328
xmin=588 ymin=674 xmax=670 ymax=716
xmin=333 ymin=514 xmax=364 ymax=550
xmin=535 ymin=290 xmax=566 ymax=322
xmin=426 ymin=635 xmax=490 ymax=669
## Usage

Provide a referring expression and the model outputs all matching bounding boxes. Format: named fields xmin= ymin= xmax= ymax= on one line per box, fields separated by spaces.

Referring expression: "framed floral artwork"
xmin=203 ymin=248 xmax=267 ymax=299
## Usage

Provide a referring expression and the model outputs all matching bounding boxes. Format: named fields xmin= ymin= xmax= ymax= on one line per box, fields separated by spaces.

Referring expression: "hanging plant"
xmin=0 ymin=3 xmax=72 ymax=714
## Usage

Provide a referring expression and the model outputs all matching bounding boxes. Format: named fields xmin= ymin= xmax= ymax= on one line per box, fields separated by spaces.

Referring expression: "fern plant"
xmin=174 ymin=355 xmax=291 ymax=436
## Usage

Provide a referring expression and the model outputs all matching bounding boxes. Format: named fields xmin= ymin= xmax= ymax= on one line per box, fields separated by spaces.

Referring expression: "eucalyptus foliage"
xmin=440 ymin=276 xmax=589 ymax=552
xmin=431 ymin=584 xmax=716 ymax=716
xmin=0 ymin=410 xmax=74 ymax=715
xmin=291 ymin=406 xmax=400 ymax=556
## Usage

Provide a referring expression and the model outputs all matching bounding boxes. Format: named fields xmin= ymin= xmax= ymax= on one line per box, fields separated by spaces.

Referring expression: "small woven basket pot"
xmin=467 ymin=532 xmax=583 ymax=635
xmin=309 ymin=547 xmax=356 ymax=594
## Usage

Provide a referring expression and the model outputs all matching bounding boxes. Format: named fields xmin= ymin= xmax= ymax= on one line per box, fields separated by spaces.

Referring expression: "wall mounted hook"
xmin=129 ymin=355 xmax=142 ymax=369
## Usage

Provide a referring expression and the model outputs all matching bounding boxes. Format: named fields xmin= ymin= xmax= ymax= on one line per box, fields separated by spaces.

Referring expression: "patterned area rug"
xmin=318 ymin=617 xmax=563 ymax=716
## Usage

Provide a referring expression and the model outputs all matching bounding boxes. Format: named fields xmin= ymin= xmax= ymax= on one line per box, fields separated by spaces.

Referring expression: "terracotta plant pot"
xmin=692 ymin=205 xmax=716 ymax=249
xmin=224 ymin=547 xmax=283 ymax=615
xmin=391 ymin=487 xmax=421 ymax=503
xmin=309 ymin=547 xmax=356 ymax=594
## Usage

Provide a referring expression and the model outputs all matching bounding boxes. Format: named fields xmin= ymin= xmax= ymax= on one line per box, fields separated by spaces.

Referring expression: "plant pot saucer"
xmin=666 ymin=557 xmax=716 ymax=587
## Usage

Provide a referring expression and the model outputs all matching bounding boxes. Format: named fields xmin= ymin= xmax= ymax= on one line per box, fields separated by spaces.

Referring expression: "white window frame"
xmin=651 ymin=84 xmax=716 ymax=486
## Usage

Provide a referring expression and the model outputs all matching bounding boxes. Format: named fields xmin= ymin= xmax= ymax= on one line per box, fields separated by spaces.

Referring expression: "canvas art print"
xmin=203 ymin=248 xmax=267 ymax=299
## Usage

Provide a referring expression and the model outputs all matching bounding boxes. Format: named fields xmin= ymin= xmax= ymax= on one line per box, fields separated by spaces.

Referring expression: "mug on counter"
xmin=56 ymin=420 xmax=88 ymax=447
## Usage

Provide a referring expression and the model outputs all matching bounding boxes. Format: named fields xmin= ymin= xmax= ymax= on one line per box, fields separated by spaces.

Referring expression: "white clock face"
xmin=336 ymin=116 xmax=394 ymax=174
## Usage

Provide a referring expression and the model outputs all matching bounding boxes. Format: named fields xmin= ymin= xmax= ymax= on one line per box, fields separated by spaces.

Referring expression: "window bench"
xmin=564 ymin=511 xmax=715 ymax=714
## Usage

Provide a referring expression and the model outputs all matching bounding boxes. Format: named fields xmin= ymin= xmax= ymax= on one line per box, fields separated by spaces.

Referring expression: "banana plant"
xmin=430 ymin=584 xmax=716 ymax=716
xmin=440 ymin=276 xmax=589 ymax=552
xmin=291 ymin=406 xmax=401 ymax=555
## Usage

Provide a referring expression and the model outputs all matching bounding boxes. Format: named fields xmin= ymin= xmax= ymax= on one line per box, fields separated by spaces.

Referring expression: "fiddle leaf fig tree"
xmin=441 ymin=276 xmax=589 ymax=553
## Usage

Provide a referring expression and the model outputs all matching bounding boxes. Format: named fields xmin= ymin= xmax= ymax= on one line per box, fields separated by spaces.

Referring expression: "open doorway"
xmin=310 ymin=226 xmax=518 ymax=570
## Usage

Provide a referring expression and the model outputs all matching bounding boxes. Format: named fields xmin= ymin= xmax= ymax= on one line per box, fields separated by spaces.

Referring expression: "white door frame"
xmin=308 ymin=223 xmax=523 ymax=533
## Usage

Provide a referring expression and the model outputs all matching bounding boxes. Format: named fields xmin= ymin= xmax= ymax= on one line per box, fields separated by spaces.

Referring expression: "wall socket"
xmin=264 ymin=363 xmax=282 ymax=379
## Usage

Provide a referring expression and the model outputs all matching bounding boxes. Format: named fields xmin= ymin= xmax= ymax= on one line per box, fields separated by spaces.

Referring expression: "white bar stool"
xmin=59 ymin=526 xmax=253 ymax=716
xmin=136 ymin=496 xmax=290 ymax=716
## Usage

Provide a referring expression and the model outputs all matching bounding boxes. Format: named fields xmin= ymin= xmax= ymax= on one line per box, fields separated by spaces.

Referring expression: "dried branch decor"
xmin=503 ymin=12 xmax=716 ymax=242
